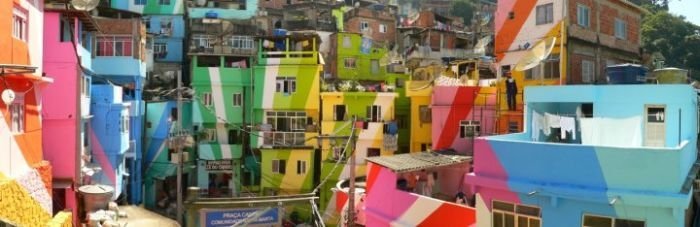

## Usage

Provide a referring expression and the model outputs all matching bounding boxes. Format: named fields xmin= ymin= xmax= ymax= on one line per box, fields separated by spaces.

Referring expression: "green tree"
xmin=642 ymin=10 xmax=700 ymax=79
xmin=451 ymin=0 xmax=476 ymax=26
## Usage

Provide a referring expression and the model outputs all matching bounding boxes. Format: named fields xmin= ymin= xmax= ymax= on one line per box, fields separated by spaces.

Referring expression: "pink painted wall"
xmin=431 ymin=86 xmax=497 ymax=153
xmin=42 ymin=12 xmax=79 ymax=181
xmin=364 ymin=162 xmax=475 ymax=226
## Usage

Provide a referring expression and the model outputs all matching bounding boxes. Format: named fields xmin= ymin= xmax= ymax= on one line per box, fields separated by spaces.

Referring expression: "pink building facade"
xmin=42 ymin=9 xmax=99 ymax=224
xmin=431 ymin=86 xmax=497 ymax=154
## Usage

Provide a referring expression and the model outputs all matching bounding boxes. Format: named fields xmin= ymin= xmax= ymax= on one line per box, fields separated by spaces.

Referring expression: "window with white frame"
xmin=492 ymin=200 xmax=541 ymax=227
xmin=202 ymin=92 xmax=212 ymax=106
xmin=342 ymin=36 xmax=352 ymax=48
xmin=524 ymin=56 xmax=560 ymax=80
xmin=582 ymin=214 xmax=644 ymax=227
xmin=158 ymin=0 xmax=170 ymax=5
xmin=10 ymin=95 xmax=25 ymax=133
xmin=460 ymin=120 xmax=481 ymax=138
xmin=97 ymin=36 xmax=133 ymax=56
xmin=192 ymin=34 xmax=214 ymax=49
xmin=201 ymin=128 xmax=217 ymax=142
xmin=577 ymin=4 xmax=590 ymax=28
xmin=366 ymin=105 xmax=382 ymax=122
xmin=134 ymin=0 xmax=146 ymax=5
xmin=275 ymin=77 xmax=296 ymax=94
xmin=379 ymin=24 xmax=387 ymax=33
xmin=536 ymin=3 xmax=553 ymax=25
xmin=229 ymin=36 xmax=254 ymax=49
xmin=266 ymin=111 xmax=307 ymax=132
xmin=360 ymin=21 xmax=369 ymax=31
xmin=154 ymin=43 xmax=167 ymax=58
xmin=582 ymin=59 xmax=594 ymax=83
xmin=296 ymin=160 xmax=306 ymax=174
xmin=344 ymin=58 xmax=357 ymax=68
xmin=272 ymin=159 xmax=286 ymax=174
xmin=233 ymin=93 xmax=242 ymax=107
xmin=12 ymin=7 xmax=28 ymax=41
xmin=615 ymin=18 xmax=627 ymax=39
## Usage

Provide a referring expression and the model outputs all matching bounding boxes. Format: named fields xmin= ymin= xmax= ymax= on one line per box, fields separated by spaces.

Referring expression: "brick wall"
xmin=345 ymin=11 xmax=397 ymax=45
xmin=569 ymin=0 xmax=640 ymax=46
xmin=569 ymin=0 xmax=598 ymax=32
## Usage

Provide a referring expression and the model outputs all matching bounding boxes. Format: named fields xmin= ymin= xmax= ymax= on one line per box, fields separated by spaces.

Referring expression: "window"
xmin=334 ymin=105 xmax=347 ymax=121
xmin=192 ymin=34 xmax=215 ymax=49
xmin=81 ymin=77 xmax=91 ymax=96
xmin=492 ymin=201 xmax=541 ymax=227
xmin=296 ymin=160 xmax=306 ymax=174
xmin=419 ymin=105 xmax=432 ymax=123
xmin=395 ymin=78 xmax=405 ymax=88
xmin=577 ymin=4 xmax=590 ymax=28
xmin=154 ymin=43 xmax=167 ymax=58
xmin=60 ymin=19 xmax=72 ymax=42
xmin=10 ymin=96 xmax=25 ymax=134
xmin=646 ymin=107 xmax=665 ymax=123
xmin=12 ymin=6 xmax=27 ymax=41
xmin=275 ymin=77 xmax=296 ymax=94
xmin=228 ymin=129 xmax=241 ymax=144
xmin=524 ymin=57 xmax=560 ymax=80
xmin=201 ymin=129 xmax=217 ymax=142
xmin=508 ymin=11 xmax=515 ymax=20
xmin=97 ymin=36 xmax=133 ymax=56
xmin=536 ymin=3 xmax=553 ymax=25
xmin=272 ymin=160 xmax=286 ymax=174
xmin=460 ymin=120 xmax=481 ymax=138
xmin=582 ymin=214 xmax=645 ymax=227
xmin=342 ymin=36 xmax=352 ymax=48
xmin=159 ymin=0 xmax=170 ymax=5
xmin=508 ymin=121 xmax=519 ymax=133
xmin=420 ymin=143 xmax=432 ymax=151
xmin=366 ymin=105 xmax=382 ymax=122
xmin=134 ymin=0 xmax=146 ymax=5
xmin=360 ymin=21 xmax=369 ymax=31
xmin=379 ymin=24 xmax=387 ymax=33
xmin=370 ymin=59 xmax=380 ymax=74
xmin=170 ymin=107 xmax=178 ymax=121
xmin=266 ymin=111 xmax=307 ymax=132
xmin=582 ymin=60 xmax=594 ymax=83
xmin=367 ymin=148 xmax=380 ymax=157
xmin=160 ymin=18 xmax=172 ymax=36
xmin=344 ymin=58 xmax=357 ymax=68
xmin=229 ymin=36 xmax=254 ymax=49
xmin=233 ymin=93 xmax=242 ymax=107
xmin=202 ymin=92 xmax=212 ymax=106
xmin=83 ymin=122 xmax=90 ymax=147
xmin=614 ymin=18 xmax=627 ymax=39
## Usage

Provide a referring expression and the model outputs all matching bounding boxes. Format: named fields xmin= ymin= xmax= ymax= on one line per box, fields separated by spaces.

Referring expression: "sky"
xmin=669 ymin=0 xmax=700 ymax=26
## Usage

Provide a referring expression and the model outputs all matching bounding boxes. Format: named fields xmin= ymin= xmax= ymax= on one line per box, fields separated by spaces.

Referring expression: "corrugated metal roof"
xmin=366 ymin=152 xmax=472 ymax=173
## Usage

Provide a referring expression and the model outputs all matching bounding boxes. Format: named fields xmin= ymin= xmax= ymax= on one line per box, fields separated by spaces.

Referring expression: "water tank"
xmin=606 ymin=64 xmax=647 ymax=84
xmin=79 ymin=184 xmax=114 ymax=213
xmin=653 ymin=67 xmax=688 ymax=84
xmin=272 ymin=29 xmax=287 ymax=37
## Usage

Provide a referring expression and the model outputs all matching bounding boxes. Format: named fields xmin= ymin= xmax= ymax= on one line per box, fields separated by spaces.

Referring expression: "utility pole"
xmin=175 ymin=70 xmax=184 ymax=225
xmin=346 ymin=121 xmax=357 ymax=227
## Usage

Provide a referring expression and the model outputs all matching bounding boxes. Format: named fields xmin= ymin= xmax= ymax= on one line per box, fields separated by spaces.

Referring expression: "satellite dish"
xmin=71 ymin=0 xmax=99 ymax=11
xmin=514 ymin=37 xmax=557 ymax=72
xmin=2 ymin=89 xmax=15 ymax=106
xmin=473 ymin=36 xmax=492 ymax=54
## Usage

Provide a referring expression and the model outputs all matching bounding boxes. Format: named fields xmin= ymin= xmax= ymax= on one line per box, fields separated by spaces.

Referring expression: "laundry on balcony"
xmin=383 ymin=134 xmax=398 ymax=152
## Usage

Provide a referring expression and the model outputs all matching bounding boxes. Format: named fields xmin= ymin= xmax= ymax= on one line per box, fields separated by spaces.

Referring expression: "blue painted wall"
xmin=147 ymin=16 xmax=185 ymax=62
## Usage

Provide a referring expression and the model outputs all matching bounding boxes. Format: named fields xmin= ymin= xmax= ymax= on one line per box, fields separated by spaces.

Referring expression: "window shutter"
xmin=280 ymin=160 xmax=286 ymax=174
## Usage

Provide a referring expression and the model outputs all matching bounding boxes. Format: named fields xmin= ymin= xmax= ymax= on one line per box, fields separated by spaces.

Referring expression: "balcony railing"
xmin=189 ymin=34 xmax=256 ymax=55
xmin=262 ymin=132 xmax=308 ymax=147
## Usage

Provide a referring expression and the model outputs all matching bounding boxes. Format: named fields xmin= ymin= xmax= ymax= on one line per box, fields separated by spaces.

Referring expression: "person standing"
xmin=505 ymin=73 xmax=518 ymax=111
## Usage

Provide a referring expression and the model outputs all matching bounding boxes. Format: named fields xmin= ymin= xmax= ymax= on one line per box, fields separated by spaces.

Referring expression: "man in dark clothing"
xmin=505 ymin=73 xmax=518 ymax=111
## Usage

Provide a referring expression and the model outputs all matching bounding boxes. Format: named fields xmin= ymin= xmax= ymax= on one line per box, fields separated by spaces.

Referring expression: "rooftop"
xmin=366 ymin=152 xmax=472 ymax=173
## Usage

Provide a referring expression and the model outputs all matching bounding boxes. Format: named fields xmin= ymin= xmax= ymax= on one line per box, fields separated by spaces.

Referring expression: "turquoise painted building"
xmin=467 ymin=84 xmax=699 ymax=227
xmin=143 ymin=101 xmax=195 ymax=216
xmin=109 ymin=0 xmax=184 ymax=15
xmin=187 ymin=0 xmax=257 ymax=19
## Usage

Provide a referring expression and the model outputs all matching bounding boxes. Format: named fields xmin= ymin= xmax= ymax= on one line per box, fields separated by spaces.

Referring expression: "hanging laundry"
xmin=386 ymin=122 xmax=399 ymax=135
xmin=383 ymin=134 xmax=398 ymax=151
xmin=531 ymin=111 xmax=543 ymax=141
xmin=560 ymin=116 xmax=576 ymax=140
xmin=543 ymin=113 xmax=560 ymax=135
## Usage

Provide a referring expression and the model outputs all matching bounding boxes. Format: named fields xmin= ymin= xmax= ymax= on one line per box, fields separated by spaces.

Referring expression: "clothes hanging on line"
xmin=386 ymin=122 xmax=399 ymax=135
xmin=531 ymin=111 xmax=543 ymax=141
xmin=383 ymin=134 xmax=398 ymax=151
xmin=560 ymin=116 xmax=576 ymax=140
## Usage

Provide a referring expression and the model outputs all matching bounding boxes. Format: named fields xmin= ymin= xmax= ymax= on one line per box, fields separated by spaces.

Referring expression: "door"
xmin=644 ymin=105 xmax=666 ymax=147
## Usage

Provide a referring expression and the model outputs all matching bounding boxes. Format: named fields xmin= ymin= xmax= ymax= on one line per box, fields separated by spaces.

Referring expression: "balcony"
xmin=261 ymin=132 xmax=317 ymax=149
xmin=186 ymin=0 xmax=256 ymax=19
xmin=189 ymin=34 xmax=256 ymax=56
xmin=472 ymin=133 xmax=695 ymax=193
xmin=257 ymin=34 xmax=319 ymax=65
xmin=405 ymin=45 xmax=478 ymax=60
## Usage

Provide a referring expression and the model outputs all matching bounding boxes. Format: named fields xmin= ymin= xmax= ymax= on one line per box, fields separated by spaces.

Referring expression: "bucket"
xmin=79 ymin=184 xmax=114 ymax=213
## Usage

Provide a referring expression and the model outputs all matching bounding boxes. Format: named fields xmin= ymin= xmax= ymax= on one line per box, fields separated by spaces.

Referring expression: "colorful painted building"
xmin=493 ymin=0 xmax=644 ymax=133
xmin=89 ymin=84 xmax=131 ymax=200
xmin=253 ymin=33 xmax=322 ymax=198
xmin=42 ymin=7 xmax=99 ymax=224
xmin=191 ymin=55 xmax=255 ymax=198
xmin=143 ymin=100 xmax=195 ymax=217
xmin=319 ymin=32 xmax=408 ymax=224
xmin=187 ymin=0 xmax=257 ymax=19
xmin=92 ymin=18 xmax=148 ymax=204
xmin=468 ymin=84 xmax=698 ymax=226
xmin=109 ymin=0 xmax=184 ymax=14
xmin=145 ymin=15 xmax=185 ymax=89
xmin=0 ymin=0 xmax=56 ymax=225
xmin=361 ymin=152 xmax=477 ymax=226
xmin=405 ymin=67 xmax=433 ymax=153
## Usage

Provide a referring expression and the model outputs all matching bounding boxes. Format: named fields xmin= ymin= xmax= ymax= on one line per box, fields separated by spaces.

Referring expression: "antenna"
xmin=70 ymin=0 xmax=99 ymax=11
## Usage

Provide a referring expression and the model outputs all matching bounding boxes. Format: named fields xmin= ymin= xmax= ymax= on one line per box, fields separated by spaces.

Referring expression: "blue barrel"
xmin=606 ymin=64 xmax=647 ymax=84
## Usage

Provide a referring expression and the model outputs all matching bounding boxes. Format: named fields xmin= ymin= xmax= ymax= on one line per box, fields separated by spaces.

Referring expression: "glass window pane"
xmin=493 ymin=213 xmax=504 ymax=227
xmin=518 ymin=217 xmax=529 ymax=227
xmin=614 ymin=219 xmax=644 ymax=227
xmin=504 ymin=214 xmax=515 ymax=227
xmin=516 ymin=205 xmax=541 ymax=217
xmin=529 ymin=219 xmax=541 ymax=227
xmin=583 ymin=215 xmax=612 ymax=227
xmin=493 ymin=201 xmax=515 ymax=212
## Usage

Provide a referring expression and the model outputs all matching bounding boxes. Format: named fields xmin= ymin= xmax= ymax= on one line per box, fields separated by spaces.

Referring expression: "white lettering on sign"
xmin=205 ymin=160 xmax=233 ymax=171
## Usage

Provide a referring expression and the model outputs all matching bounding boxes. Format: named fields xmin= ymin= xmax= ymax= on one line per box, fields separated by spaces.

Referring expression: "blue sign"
xmin=202 ymin=207 xmax=279 ymax=227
